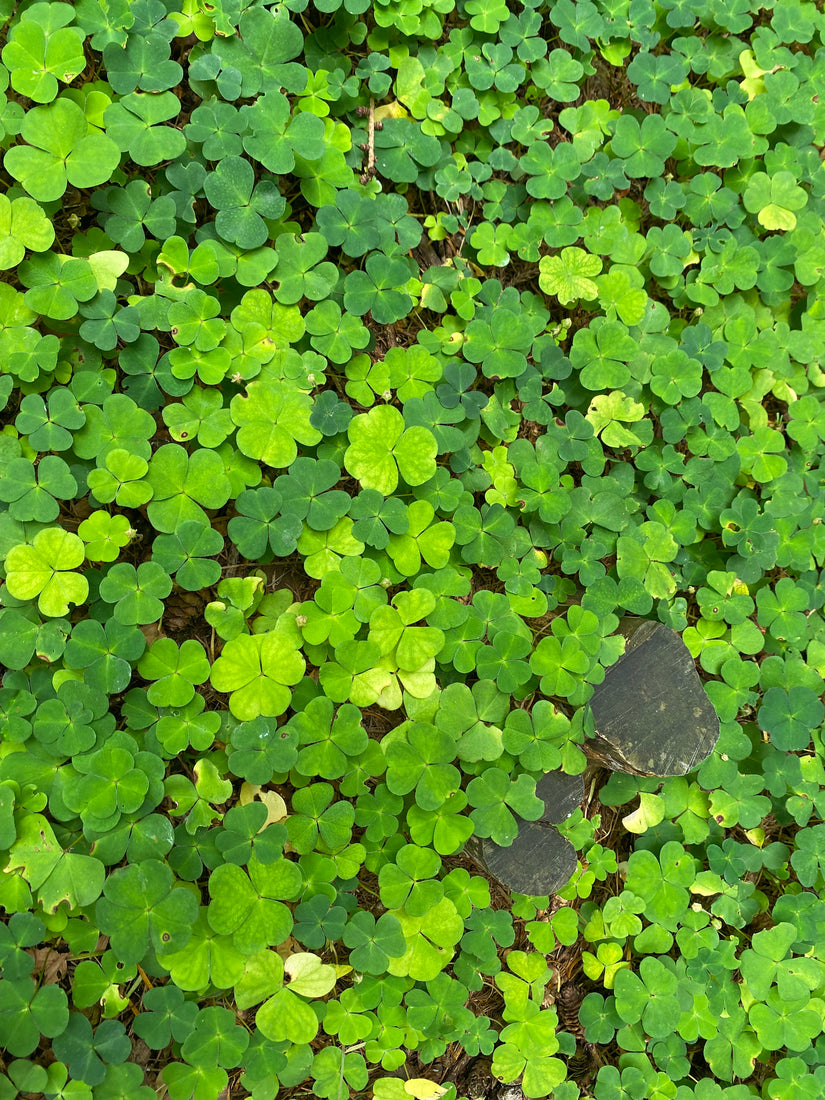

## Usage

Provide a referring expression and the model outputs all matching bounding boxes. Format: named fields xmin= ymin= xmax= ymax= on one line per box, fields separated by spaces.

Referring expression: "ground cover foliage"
xmin=0 ymin=0 xmax=825 ymax=1097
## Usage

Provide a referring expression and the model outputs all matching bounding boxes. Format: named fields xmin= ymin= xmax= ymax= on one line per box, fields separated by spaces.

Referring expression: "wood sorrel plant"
xmin=1 ymin=0 xmax=825 ymax=1098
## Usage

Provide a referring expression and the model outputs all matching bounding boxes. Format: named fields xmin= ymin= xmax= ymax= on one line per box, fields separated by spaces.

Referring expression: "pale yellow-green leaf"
xmin=87 ymin=250 xmax=129 ymax=291
xmin=395 ymin=57 xmax=429 ymax=118
xmin=284 ymin=952 xmax=338 ymax=997
xmin=622 ymin=792 xmax=666 ymax=833
xmin=374 ymin=674 xmax=403 ymax=710
xmin=806 ymin=638 xmax=825 ymax=676
xmin=374 ymin=101 xmax=410 ymax=121
xmin=586 ymin=391 xmax=646 ymax=436
xmin=691 ymin=870 xmax=725 ymax=897
xmin=398 ymin=663 xmax=438 ymax=699
xmin=404 ymin=1080 xmax=448 ymax=1100
xmin=538 ymin=248 xmax=602 ymax=304
xmin=738 ymin=48 xmax=768 ymax=98
xmin=257 ymin=987 xmax=319 ymax=1043
xmin=644 ymin=560 xmax=677 ymax=601
xmin=757 ymin=203 xmax=797 ymax=231
xmin=239 ymin=783 xmax=288 ymax=825
xmin=373 ymin=1081 xmax=408 ymax=1100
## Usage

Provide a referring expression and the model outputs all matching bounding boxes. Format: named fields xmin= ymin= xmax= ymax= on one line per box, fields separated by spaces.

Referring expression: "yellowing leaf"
xmin=395 ymin=57 xmax=429 ymax=118
xmin=87 ymin=251 xmax=130 ymax=292
xmin=373 ymin=1081 xmax=408 ymax=1100
xmin=690 ymin=870 xmax=725 ymax=897
xmin=284 ymin=952 xmax=338 ymax=997
xmin=538 ymin=247 xmax=602 ymax=305
xmin=622 ymin=793 xmax=665 ymax=834
xmin=739 ymin=49 xmax=768 ymax=79
xmin=757 ymin=204 xmax=797 ymax=232
xmin=586 ymin=391 xmax=646 ymax=437
xmin=240 ymin=783 xmax=288 ymax=826
xmin=738 ymin=49 xmax=768 ymax=98
xmin=374 ymin=101 xmax=409 ymax=121
xmin=404 ymin=1080 xmax=448 ymax=1100
xmin=600 ymin=40 xmax=631 ymax=66
xmin=806 ymin=638 xmax=825 ymax=676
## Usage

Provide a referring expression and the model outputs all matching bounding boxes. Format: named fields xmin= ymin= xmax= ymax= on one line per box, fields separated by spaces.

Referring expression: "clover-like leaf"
xmin=256 ymin=987 xmax=320 ymax=1045
xmin=86 ymin=448 xmax=152 ymax=509
xmin=155 ymin=907 xmax=245 ymax=991
xmin=758 ymin=686 xmax=824 ymax=753
xmin=345 ymin=406 xmax=437 ymax=495
xmin=96 ymin=860 xmax=198 ymax=967
xmin=613 ymin=956 xmax=681 ymax=1040
xmin=231 ymin=381 xmax=322 ymax=469
xmin=0 ymin=194 xmax=55 ymax=269
xmin=466 ymin=770 xmax=544 ymax=845
xmin=463 ymin=309 xmax=535 ymax=380
xmin=291 ymin=697 xmax=369 ymax=780
xmin=286 ymin=783 xmax=354 ymax=855
xmin=241 ymin=90 xmax=326 ymax=174
xmin=73 ymin=393 xmax=156 ymax=463
xmin=2 ymin=7 xmax=86 ymax=103
xmin=19 ymin=253 xmax=99 ymax=321
xmin=343 ymin=253 xmax=416 ymax=324
xmin=342 ymin=910 xmax=407 ymax=974
xmin=151 ymin=521 xmax=223 ymax=591
xmin=304 ymin=300 xmax=371 ymax=366
xmin=0 ymin=455 xmax=78 ymax=522
xmin=3 ymin=528 xmax=88 ymax=617
xmin=0 ymin=975 xmax=69 ymax=1057
xmin=207 ymin=856 xmax=301 ymax=954
xmin=368 ymin=595 xmax=444 ymax=672
xmin=132 ymin=985 xmax=198 ymax=1051
xmin=538 ymin=247 xmax=602 ymax=304
xmin=386 ymin=896 xmax=464 ymax=982
xmin=204 ymin=155 xmax=285 ymax=249
xmin=98 ymin=561 xmax=172 ymax=625
xmin=743 ymin=170 xmax=808 ymax=231
xmin=227 ymin=716 xmax=299 ymax=785
xmin=185 ymin=97 xmax=247 ymax=160
xmin=5 ymin=98 xmax=120 ymax=202
xmin=138 ymin=638 xmax=211 ymax=708
xmin=297 ymin=517 xmax=365 ymax=580
xmin=102 ymin=22 xmax=182 ymax=94
xmin=609 ymin=113 xmax=677 ymax=177
xmin=314 ymin=189 xmax=382 ymax=257
xmin=228 ymin=487 xmax=303 ymax=560
xmin=271 ymin=231 xmax=339 ymax=305
xmin=63 ymin=617 xmax=144 ymax=694
xmin=210 ymin=630 xmax=305 ymax=720
xmin=384 ymin=723 xmax=461 ymax=811
xmin=319 ymin=639 xmax=394 ymax=707
xmin=78 ymin=510 xmax=133 ymax=563
xmin=146 ymin=443 xmax=233 ymax=533
xmin=95 ymin=179 xmax=178 ymax=252
xmin=15 ymin=387 xmax=85 ymax=452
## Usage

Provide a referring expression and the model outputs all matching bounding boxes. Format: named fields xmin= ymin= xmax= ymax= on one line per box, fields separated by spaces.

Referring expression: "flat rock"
xmin=464 ymin=770 xmax=583 ymax=896
xmin=586 ymin=616 xmax=720 ymax=776
xmin=463 ymin=616 xmax=721 ymax=896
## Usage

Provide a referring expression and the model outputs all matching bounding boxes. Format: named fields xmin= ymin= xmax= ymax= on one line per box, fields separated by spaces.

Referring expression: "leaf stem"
xmin=367 ymin=96 xmax=376 ymax=178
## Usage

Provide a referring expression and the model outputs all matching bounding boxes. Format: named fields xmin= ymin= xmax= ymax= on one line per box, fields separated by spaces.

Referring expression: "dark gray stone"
xmin=463 ymin=616 xmax=720 ymax=896
xmin=464 ymin=770 xmax=583 ymax=896
xmin=586 ymin=616 xmax=720 ymax=776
